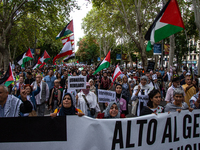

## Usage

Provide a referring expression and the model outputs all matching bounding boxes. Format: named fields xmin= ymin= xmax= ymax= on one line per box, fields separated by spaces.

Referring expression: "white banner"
xmin=0 ymin=110 xmax=200 ymax=150
xmin=68 ymin=76 xmax=86 ymax=90
xmin=98 ymin=89 xmax=116 ymax=103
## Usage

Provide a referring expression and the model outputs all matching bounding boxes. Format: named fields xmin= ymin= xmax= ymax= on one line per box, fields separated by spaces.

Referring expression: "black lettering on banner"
xmin=183 ymin=114 xmax=192 ymax=139
xmin=147 ymin=119 xmax=157 ymax=145
xmin=162 ymin=117 xmax=172 ymax=143
xmin=137 ymin=120 xmax=147 ymax=146
xmin=126 ymin=121 xmax=135 ymax=148
xmin=193 ymin=143 xmax=197 ymax=150
xmin=111 ymin=121 xmax=124 ymax=150
xmin=185 ymin=144 xmax=192 ymax=150
xmin=174 ymin=116 xmax=179 ymax=142
xmin=177 ymin=146 xmax=184 ymax=150
xmin=193 ymin=114 xmax=200 ymax=138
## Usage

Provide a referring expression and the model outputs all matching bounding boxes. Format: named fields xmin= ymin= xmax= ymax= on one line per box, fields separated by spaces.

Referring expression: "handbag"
xmin=82 ymin=95 xmax=96 ymax=116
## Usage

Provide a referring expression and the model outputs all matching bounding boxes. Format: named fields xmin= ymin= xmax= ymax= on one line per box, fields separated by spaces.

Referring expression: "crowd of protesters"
xmin=0 ymin=64 xmax=199 ymax=118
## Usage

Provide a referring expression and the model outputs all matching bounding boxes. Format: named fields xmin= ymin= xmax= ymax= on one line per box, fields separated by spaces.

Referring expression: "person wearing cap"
xmin=182 ymin=76 xmax=196 ymax=107
xmin=152 ymin=74 xmax=160 ymax=90
xmin=131 ymin=75 xmax=154 ymax=116
xmin=165 ymin=76 xmax=185 ymax=103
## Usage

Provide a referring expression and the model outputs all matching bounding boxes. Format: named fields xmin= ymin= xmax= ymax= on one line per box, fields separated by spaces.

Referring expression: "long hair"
xmin=147 ymin=89 xmax=160 ymax=108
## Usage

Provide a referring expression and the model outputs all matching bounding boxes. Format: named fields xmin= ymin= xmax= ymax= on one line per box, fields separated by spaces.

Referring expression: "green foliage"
xmin=76 ymin=35 xmax=99 ymax=64
xmin=1 ymin=0 xmax=79 ymax=63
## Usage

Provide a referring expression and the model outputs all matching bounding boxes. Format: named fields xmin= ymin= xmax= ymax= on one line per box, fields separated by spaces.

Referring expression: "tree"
xmin=82 ymin=7 xmax=118 ymax=56
xmin=0 ymin=0 xmax=78 ymax=69
xmin=91 ymin=0 xmax=162 ymax=68
xmin=76 ymin=35 xmax=100 ymax=64
xmin=192 ymin=0 xmax=200 ymax=75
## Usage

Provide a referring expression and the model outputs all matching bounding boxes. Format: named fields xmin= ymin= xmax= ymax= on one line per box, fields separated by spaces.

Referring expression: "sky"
xmin=70 ymin=1 xmax=92 ymax=52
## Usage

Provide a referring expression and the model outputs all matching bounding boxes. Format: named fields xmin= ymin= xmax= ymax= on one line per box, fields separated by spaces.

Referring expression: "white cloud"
xmin=70 ymin=1 xmax=92 ymax=52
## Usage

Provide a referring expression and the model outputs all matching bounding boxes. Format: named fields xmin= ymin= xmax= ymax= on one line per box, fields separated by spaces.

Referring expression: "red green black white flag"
xmin=0 ymin=63 xmax=14 ymax=87
xmin=56 ymin=20 xmax=73 ymax=40
xmin=145 ymin=0 xmax=185 ymax=51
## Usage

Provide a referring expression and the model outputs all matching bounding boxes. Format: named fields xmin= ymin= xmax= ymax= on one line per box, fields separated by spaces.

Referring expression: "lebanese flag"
xmin=56 ymin=20 xmax=73 ymax=40
xmin=112 ymin=65 xmax=122 ymax=83
xmin=53 ymin=41 xmax=73 ymax=64
xmin=0 ymin=63 xmax=14 ymax=87
xmin=62 ymin=34 xmax=74 ymax=46
xmin=39 ymin=50 xmax=51 ymax=69
xmin=16 ymin=48 xmax=33 ymax=67
xmin=93 ymin=51 xmax=110 ymax=75
xmin=145 ymin=0 xmax=185 ymax=51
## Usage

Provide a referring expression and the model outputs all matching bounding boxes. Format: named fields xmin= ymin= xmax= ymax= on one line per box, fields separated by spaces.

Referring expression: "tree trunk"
xmin=192 ymin=0 xmax=200 ymax=75
xmin=117 ymin=0 xmax=148 ymax=69
xmin=2 ymin=48 xmax=10 ymax=70
xmin=128 ymin=51 xmax=133 ymax=68
xmin=0 ymin=53 xmax=3 ymax=68
xmin=168 ymin=35 xmax=175 ymax=70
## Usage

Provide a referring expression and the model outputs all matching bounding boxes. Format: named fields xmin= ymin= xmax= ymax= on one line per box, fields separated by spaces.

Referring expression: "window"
xmin=194 ymin=55 xmax=196 ymax=60
xmin=190 ymin=55 xmax=192 ymax=60
xmin=184 ymin=56 xmax=186 ymax=59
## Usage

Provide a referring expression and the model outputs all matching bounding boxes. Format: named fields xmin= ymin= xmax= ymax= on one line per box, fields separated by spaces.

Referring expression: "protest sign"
xmin=68 ymin=76 xmax=86 ymax=90
xmin=147 ymin=61 xmax=155 ymax=72
xmin=0 ymin=110 xmax=200 ymax=150
xmin=98 ymin=89 xmax=116 ymax=103
xmin=153 ymin=44 xmax=162 ymax=55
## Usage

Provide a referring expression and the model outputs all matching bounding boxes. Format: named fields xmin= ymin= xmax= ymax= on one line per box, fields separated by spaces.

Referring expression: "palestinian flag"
xmin=16 ymin=48 xmax=33 ymax=67
xmin=93 ymin=51 xmax=110 ymax=75
xmin=39 ymin=50 xmax=51 ymax=68
xmin=0 ymin=63 xmax=14 ymax=87
xmin=53 ymin=62 xmax=57 ymax=68
xmin=56 ymin=20 xmax=73 ymax=40
xmin=145 ymin=0 xmax=185 ymax=51
xmin=32 ymin=57 xmax=42 ymax=69
xmin=53 ymin=41 xmax=73 ymax=64
xmin=112 ymin=65 xmax=122 ymax=83
xmin=63 ymin=53 xmax=75 ymax=62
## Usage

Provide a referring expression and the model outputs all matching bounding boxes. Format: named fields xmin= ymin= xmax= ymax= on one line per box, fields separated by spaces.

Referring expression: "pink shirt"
xmin=116 ymin=97 xmax=126 ymax=112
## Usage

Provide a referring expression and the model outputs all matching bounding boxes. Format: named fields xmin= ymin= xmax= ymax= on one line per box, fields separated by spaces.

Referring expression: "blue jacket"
xmin=18 ymin=86 xmax=40 ymax=111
